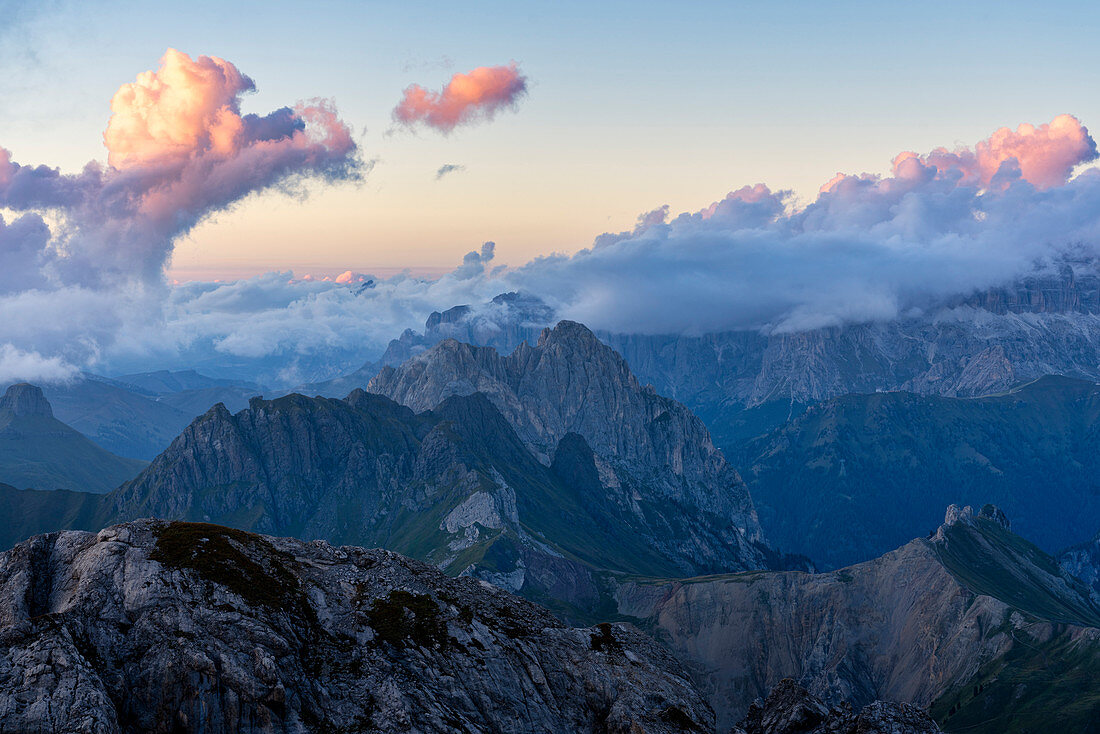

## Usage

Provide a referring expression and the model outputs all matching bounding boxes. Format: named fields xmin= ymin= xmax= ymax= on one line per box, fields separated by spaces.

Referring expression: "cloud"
xmin=6 ymin=113 xmax=1100 ymax=388
xmin=0 ymin=48 xmax=360 ymax=290
xmin=435 ymin=163 xmax=466 ymax=180
xmin=0 ymin=344 xmax=77 ymax=385
xmin=507 ymin=115 xmax=1100 ymax=334
xmin=393 ymin=63 xmax=527 ymax=133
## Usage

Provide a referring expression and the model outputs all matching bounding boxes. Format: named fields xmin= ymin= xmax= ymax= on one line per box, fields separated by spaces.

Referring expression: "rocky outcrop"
xmin=0 ymin=383 xmax=53 ymax=417
xmin=731 ymin=679 xmax=941 ymax=734
xmin=1059 ymin=531 xmax=1100 ymax=602
xmin=0 ymin=520 xmax=712 ymax=733
xmin=613 ymin=506 xmax=1100 ymax=732
xmin=5 ymin=387 xmax=759 ymax=611
xmin=368 ymin=320 xmax=770 ymax=574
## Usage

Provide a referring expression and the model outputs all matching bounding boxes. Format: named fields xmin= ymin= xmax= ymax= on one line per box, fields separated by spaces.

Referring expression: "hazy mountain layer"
xmin=612 ymin=505 xmax=1100 ymax=733
xmin=0 ymin=384 xmax=145 ymax=493
xmin=36 ymin=375 xmax=193 ymax=460
xmin=729 ymin=375 xmax=1100 ymax=568
xmin=0 ymin=520 xmax=711 ymax=733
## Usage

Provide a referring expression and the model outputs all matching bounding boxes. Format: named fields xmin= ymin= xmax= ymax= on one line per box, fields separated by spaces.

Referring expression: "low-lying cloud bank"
xmin=4 ymin=106 xmax=1100 ymax=386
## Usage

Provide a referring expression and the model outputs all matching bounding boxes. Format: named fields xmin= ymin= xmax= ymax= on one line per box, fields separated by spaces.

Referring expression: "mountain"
xmin=114 ymin=368 xmax=261 ymax=419
xmin=297 ymin=291 xmax=550 ymax=398
xmin=612 ymin=505 xmax=1100 ymax=732
xmin=367 ymin=320 xmax=772 ymax=574
xmin=0 ymin=384 xmax=146 ymax=493
xmin=36 ymin=375 xmax=194 ymax=460
xmin=728 ymin=375 xmax=1100 ymax=568
xmin=0 ymin=383 xmax=762 ymax=613
xmin=313 ymin=266 xmax=1100 ymax=449
xmin=0 ymin=520 xmax=711 ymax=733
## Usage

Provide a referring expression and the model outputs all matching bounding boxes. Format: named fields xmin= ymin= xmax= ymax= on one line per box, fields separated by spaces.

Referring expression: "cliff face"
xmin=1060 ymin=531 xmax=1100 ymax=602
xmin=0 ymin=520 xmax=712 ymax=733
xmin=613 ymin=506 xmax=1100 ymax=732
xmin=367 ymin=320 xmax=769 ymax=574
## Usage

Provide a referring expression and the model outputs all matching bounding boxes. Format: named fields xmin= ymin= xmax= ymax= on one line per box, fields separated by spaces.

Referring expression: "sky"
xmin=4 ymin=0 xmax=1100 ymax=279
xmin=4 ymin=0 xmax=1100 ymax=387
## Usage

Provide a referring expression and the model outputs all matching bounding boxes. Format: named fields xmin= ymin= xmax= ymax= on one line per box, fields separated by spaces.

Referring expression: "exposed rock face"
xmin=368 ymin=320 xmax=770 ymax=573
xmin=731 ymin=679 xmax=941 ymax=734
xmin=1060 ymin=531 xmax=1100 ymax=601
xmin=0 ymin=383 xmax=53 ymax=417
xmin=613 ymin=506 xmax=1100 ymax=731
xmin=732 ymin=375 xmax=1100 ymax=567
xmin=0 ymin=521 xmax=712 ymax=733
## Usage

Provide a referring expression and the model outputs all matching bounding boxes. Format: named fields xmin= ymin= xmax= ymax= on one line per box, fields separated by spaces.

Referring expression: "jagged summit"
xmin=0 ymin=383 xmax=53 ymax=418
xmin=937 ymin=503 xmax=1011 ymax=538
xmin=368 ymin=319 xmax=770 ymax=573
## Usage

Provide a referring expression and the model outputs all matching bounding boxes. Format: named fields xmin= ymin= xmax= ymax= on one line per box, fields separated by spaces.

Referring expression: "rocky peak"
xmin=368 ymin=319 xmax=770 ymax=573
xmin=732 ymin=679 xmax=942 ymax=734
xmin=937 ymin=503 xmax=1010 ymax=540
xmin=0 ymin=383 xmax=53 ymax=418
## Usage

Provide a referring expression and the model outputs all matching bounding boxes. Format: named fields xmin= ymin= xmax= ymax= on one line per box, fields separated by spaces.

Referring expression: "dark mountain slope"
xmin=0 ymin=384 xmax=146 ymax=493
xmin=38 ymin=375 xmax=193 ymax=460
xmin=731 ymin=375 xmax=1100 ymax=568
xmin=0 ymin=384 xmax=766 ymax=612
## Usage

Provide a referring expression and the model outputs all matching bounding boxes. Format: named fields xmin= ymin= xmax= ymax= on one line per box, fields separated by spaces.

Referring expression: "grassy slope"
xmin=930 ymin=517 xmax=1100 ymax=732
xmin=0 ymin=412 xmax=146 ymax=493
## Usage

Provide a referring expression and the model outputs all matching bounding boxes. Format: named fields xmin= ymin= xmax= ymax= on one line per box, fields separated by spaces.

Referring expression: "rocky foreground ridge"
xmin=0 ymin=520 xmax=712 ymax=733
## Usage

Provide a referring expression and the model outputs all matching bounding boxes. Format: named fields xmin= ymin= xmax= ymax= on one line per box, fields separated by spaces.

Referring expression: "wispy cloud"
xmin=435 ymin=163 xmax=466 ymax=180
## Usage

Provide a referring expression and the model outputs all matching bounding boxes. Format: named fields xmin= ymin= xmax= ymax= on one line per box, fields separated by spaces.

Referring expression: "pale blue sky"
xmin=3 ymin=0 xmax=1099 ymax=277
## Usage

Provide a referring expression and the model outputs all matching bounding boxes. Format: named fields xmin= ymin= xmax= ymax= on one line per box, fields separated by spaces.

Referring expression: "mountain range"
xmin=0 ymin=322 xmax=778 ymax=618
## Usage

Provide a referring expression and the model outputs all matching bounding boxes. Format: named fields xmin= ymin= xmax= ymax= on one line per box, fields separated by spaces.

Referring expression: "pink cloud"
xmin=0 ymin=49 xmax=361 ymax=289
xmin=393 ymin=63 xmax=528 ymax=133
xmin=895 ymin=114 xmax=1097 ymax=190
